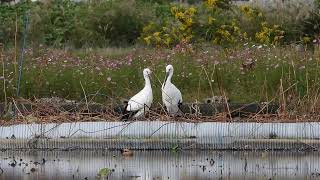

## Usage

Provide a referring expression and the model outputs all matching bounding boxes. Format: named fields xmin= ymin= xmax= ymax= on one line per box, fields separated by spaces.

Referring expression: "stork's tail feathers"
xmin=120 ymin=101 xmax=136 ymax=121
xmin=177 ymin=100 xmax=184 ymax=117
xmin=178 ymin=100 xmax=182 ymax=109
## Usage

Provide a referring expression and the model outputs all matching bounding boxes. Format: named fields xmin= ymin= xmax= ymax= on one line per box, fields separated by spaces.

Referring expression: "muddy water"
xmin=0 ymin=150 xmax=319 ymax=180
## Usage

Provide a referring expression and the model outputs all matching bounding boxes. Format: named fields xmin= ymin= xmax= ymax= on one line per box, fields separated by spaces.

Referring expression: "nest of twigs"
xmin=0 ymin=97 xmax=320 ymax=126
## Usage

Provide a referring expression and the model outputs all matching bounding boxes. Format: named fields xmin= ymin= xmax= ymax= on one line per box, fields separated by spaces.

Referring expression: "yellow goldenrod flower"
xmin=162 ymin=27 xmax=168 ymax=32
xmin=261 ymin=21 xmax=268 ymax=27
xmin=142 ymin=23 xmax=154 ymax=32
xmin=185 ymin=18 xmax=193 ymax=27
xmin=154 ymin=35 xmax=161 ymax=42
xmin=240 ymin=5 xmax=250 ymax=13
xmin=179 ymin=25 xmax=187 ymax=31
xmin=164 ymin=37 xmax=172 ymax=46
xmin=144 ymin=36 xmax=152 ymax=45
xmin=171 ymin=6 xmax=178 ymax=15
xmin=188 ymin=7 xmax=197 ymax=15
xmin=175 ymin=12 xmax=184 ymax=20
xmin=207 ymin=0 xmax=218 ymax=7
xmin=153 ymin=32 xmax=161 ymax=37
xmin=208 ymin=16 xmax=215 ymax=24
xmin=234 ymin=26 xmax=240 ymax=33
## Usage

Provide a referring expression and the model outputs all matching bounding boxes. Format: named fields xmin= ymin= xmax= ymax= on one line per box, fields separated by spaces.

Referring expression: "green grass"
xmin=1 ymin=45 xmax=319 ymax=114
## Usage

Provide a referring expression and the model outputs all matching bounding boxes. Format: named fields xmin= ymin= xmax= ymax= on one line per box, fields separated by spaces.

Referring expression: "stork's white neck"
xmin=144 ymin=75 xmax=151 ymax=87
xmin=166 ymin=72 xmax=173 ymax=83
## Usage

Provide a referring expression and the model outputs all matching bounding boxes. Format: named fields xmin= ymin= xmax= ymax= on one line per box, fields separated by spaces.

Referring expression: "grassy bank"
xmin=1 ymin=44 xmax=320 ymax=116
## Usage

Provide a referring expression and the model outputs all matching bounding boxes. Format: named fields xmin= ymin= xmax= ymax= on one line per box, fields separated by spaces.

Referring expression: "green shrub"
xmin=0 ymin=1 xmax=30 ymax=46
xmin=302 ymin=1 xmax=320 ymax=42
xmin=83 ymin=0 xmax=155 ymax=47
xmin=196 ymin=4 xmax=243 ymax=46
xmin=140 ymin=0 xmax=245 ymax=47
xmin=3 ymin=0 xmax=158 ymax=48
xmin=258 ymin=0 xmax=314 ymax=43
xmin=30 ymin=0 xmax=78 ymax=47
xmin=1 ymin=0 xmax=318 ymax=48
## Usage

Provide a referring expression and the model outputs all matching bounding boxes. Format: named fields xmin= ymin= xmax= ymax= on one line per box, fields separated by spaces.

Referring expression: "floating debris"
xmin=209 ymin=159 xmax=215 ymax=166
xmin=30 ymin=168 xmax=36 ymax=173
xmin=9 ymin=158 xmax=17 ymax=167
xmin=121 ymin=149 xmax=133 ymax=156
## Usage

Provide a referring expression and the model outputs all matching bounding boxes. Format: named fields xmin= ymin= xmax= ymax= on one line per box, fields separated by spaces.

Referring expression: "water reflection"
xmin=0 ymin=150 xmax=319 ymax=180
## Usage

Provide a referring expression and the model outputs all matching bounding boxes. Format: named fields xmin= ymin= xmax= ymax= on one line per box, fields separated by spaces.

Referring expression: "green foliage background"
xmin=1 ymin=0 xmax=319 ymax=48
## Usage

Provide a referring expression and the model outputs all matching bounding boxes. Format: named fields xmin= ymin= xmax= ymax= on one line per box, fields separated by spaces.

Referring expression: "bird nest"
xmin=0 ymin=98 xmax=319 ymax=125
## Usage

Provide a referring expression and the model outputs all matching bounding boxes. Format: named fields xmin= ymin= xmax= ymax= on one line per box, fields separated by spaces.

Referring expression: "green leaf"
xmin=98 ymin=168 xmax=111 ymax=177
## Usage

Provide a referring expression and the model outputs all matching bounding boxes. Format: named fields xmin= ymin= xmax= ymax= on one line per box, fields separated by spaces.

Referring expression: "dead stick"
xmin=252 ymin=82 xmax=298 ymax=119
xmin=80 ymin=81 xmax=89 ymax=113
xmin=0 ymin=44 xmax=7 ymax=108
xmin=14 ymin=12 xmax=18 ymax=76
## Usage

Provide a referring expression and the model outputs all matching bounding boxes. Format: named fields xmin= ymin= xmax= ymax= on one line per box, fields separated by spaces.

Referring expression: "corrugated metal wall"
xmin=0 ymin=121 xmax=320 ymax=150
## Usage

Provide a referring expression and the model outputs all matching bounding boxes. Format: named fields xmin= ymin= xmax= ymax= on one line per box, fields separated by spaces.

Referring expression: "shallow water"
xmin=0 ymin=150 xmax=319 ymax=180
